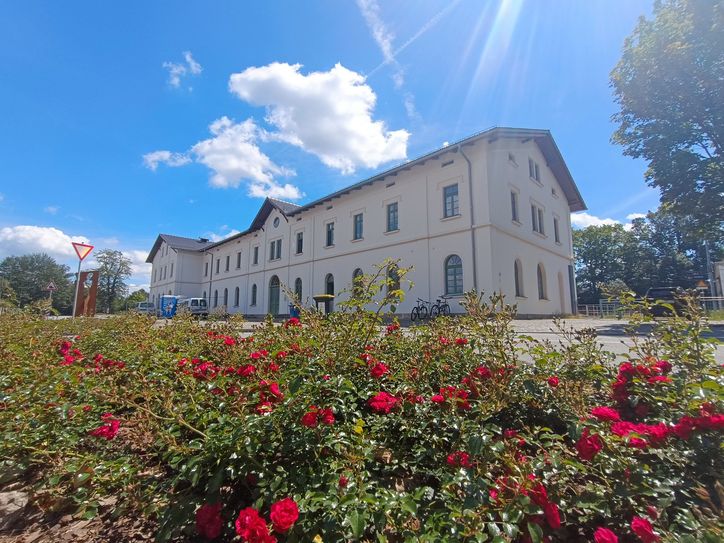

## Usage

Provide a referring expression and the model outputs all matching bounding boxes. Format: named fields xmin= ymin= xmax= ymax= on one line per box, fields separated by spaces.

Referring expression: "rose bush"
xmin=0 ymin=264 xmax=721 ymax=542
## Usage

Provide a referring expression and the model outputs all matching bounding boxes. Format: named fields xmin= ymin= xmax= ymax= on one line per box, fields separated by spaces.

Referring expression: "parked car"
xmin=645 ymin=286 xmax=686 ymax=317
xmin=177 ymin=297 xmax=209 ymax=318
xmin=134 ymin=302 xmax=155 ymax=315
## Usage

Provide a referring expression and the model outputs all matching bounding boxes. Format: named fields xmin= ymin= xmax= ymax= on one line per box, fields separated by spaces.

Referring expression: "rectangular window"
xmin=511 ymin=191 xmax=519 ymax=222
xmin=253 ymin=246 xmax=259 ymax=265
xmin=326 ymin=222 xmax=335 ymax=247
xmin=554 ymin=217 xmax=560 ymax=243
xmin=163 ymin=266 xmax=167 ymax=280
xmin=276 ymin=239 xmax=282 ymax=260
xmin=296 ymin=231 xmax=303 ymax=254
xmin=225 ymin=255 xmax=230 ymax=272
xmin=204 ymin=262 xmax=208 ymax=277
xmin=215 ymin=258 xmax=220 ymax=274
xmin=269 ymin=240 xmax=282 ymax=260
xmin=170 ymin=263 xmax=174 ymax=278
xmin=531 ymin=204 xmax=545 ymax=234
xmin=529 ymin=158 xmax=541 ymax=182
xmin=386 ymin=202 xmax=399 ymax=232
xmin=269 ymin=241 xmax=275 ymax=261
xmin=353 ymin=213 xmax=363 ymax=240
xmin=443 ymin=184 xmax=459 ymax=218
xmin=236 ymin=251 xmax=242 ymax=268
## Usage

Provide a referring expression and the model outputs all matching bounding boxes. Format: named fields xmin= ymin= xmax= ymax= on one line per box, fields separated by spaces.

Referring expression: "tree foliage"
xmin=95 ymin=249 xmax=132 ymax=314
xmin=0 ymin=253 xmax=74 ymax=313
xmin=610 ymin=0 xmax=723 ymax=237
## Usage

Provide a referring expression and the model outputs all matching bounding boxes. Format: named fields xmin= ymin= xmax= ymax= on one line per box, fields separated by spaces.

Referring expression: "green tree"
xmin=0 ymin=253 xmax=74 ymax=313
xmin=95 ymin=249 xmax=132 ymax=314
xmin=573 ymin=224 xmax=631 ymax=304
xmin=120 ymin=288 xmax=149 ymax=312
xmin=611 ymin=0 xmax=723 ymax=237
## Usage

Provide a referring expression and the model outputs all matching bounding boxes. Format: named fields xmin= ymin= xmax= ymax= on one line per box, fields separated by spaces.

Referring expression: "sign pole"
xmin=72 ymin=259 xmax=82 ymax=319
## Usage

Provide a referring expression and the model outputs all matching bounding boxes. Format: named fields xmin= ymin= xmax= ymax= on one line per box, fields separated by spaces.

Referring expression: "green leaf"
xmin=527 ymin=521 xmax=544 ymax=543
xmin=347 ymin=510 xmax=368 ymax=540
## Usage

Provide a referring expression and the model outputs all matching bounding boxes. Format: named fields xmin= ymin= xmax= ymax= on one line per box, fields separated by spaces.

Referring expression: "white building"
xmin=147 ymin=127 xmax=586 ymax=317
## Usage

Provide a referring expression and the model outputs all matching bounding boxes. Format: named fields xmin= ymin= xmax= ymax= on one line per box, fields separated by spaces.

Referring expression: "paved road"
xmin=511 ymin=318 xmax=724 ymax=361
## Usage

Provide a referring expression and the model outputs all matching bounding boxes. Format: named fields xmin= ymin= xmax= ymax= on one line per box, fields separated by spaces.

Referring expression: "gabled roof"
xmin=146 ymin=234 xmax=214 ymax=263
xmin=175 ymin=127 xmax=586 ymax=254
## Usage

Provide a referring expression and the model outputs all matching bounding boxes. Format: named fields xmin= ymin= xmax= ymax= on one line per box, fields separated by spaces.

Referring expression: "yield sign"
xmin=72 ymin=242 xmax=94 ymax=261
xmin=45 ymin=281 xmax=57 ymax=291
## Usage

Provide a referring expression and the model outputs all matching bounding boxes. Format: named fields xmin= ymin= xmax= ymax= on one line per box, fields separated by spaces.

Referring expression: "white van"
xmin=177 ymin=297 xmax=208 ymax=317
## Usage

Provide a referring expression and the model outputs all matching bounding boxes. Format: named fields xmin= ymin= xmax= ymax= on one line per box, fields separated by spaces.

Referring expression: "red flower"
xmin=576 ymin=429 xmax=603 ymax=461
xmin=338 ymin=475 xmax=349 ymax=488
xmin=224 ymin=336 xmax=236 ymax=346
xmin=370 ymin=362 xmax=389 ymax=378
xmin=631 ymin=516 xmax=660 ymax=543
xmin=627 ymin=437 xmax=648 ymax=449
xmin=646 ymin=505 xmax=658 ymax=520
xmin=455 ymin=337 xmax=468 ymax=346
xmin=237 ymin=364 xmax=257 ymax=377
xmin=446 ymin=450 xmax=472 ymax=468
xmin=319 ymin=408 xmax=335 ymax=425
xmin=503 ymin=429 xmax=518 ymax=439
xmin=594 ymin=527 xmax=619 ymax=543
xmin=591 ymin=406 xmax=621 ymax=422
xmin=547 ymin=376 xmax=560 ymax=388
xmin=368 ymin=392 xmax=400 ymax=414
xmin=430 ymin=394 xmax=445 ymax=404
xmin=386 ymin=323 xmax=400 ymax=334
xmin=284 ymin=317 xmax=301 ymax=327
xmin=473 ymin=365 xmax=492 ymax=379
xmin=269 ymin=497 xmax=299 ymax=533
xmin=301 ymin=409 xmax=319 ymax=428
xmin=89 ymin=414 xmax=120 ymax=440
xmin=646 ymin=376 xmax=672 ymax=385
xmin=543 ymin=502 xmax=561 ymax=529
xmin=488 ymin=488 xmax=498 ymax=501
xmin=653 ymin=359 xmax=671 ymax=374
xmin=235 ymin=508 xmax=275 ymax=543
xmin=196 ymin=503 xmax=223 ymax=540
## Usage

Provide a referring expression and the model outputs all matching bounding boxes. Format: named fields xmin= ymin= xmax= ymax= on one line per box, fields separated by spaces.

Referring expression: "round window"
xmin=273 ymin=217 xmax=280 ymax=228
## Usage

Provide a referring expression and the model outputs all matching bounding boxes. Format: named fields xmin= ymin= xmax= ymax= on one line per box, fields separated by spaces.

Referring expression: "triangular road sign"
xmin=72 ymin=242 xmax=94 ymax=261
xmin=45 ymin=281 xmax=57 ymax=291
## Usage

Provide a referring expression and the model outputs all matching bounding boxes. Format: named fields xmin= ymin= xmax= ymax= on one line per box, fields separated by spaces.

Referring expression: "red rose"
xmin=455 ymin=337 xmax=468 ymax=346
xmin=338 ymin=475 xmax=349 ymax=488
xmin=301 ymin=408 xmax=319 ymax=428
xmin=368 ymin=391 xmax=400 ymax=414
xmin=594 ymin=527 xmax=619 ymax=543
xmin=319 ymin=408 xmax=335 ymax=425
xmin=269 ymin=497 xmax=299 ymax=533
xmin=89 ymin=415 xmax=120 ymax=440
xmin=284 ymin=317 xmax=301 ymax=327
xmin=474 ymin=365 xmax=492 ymax=379
xmin=196 ymin=503 xmax=223 ymax=540
xmin=631 ymin=516 xmax=660 ymax=543
xmin=235 ymin=507 xmax=275 ymax=543
xmin=224 ymin=337 xmax=236 ymax=346
xmin=446 ymin=450 xmax=472 ymax=468
xmin=576 ymin=429 xmax=603 ymax=461
xmin=591 ymin=406 xmax=621 ymax=422
xmin=370 ymin=362 xmax=389 ymax=378
xmin=547 ymin=376 xmax=559 ymax=388
xmin=652 ymin=359 xmax=671 ymax=374
xmin=430 ymin=394 xmax=445 ymax=404
xmin=543 ymin=502 xmax=561 ymax=529
xmin=647 ymin=375 xmax=672 ymax=385
xmin=627 ymin=437 xmax=648 ymax=449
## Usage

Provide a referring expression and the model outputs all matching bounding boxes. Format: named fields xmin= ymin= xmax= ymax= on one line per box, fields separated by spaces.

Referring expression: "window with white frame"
xmin=252 ymin=246 xmax=259 ymax=265
xmin=269 ymin=239 xmax=282 ymax=261
xmin=251 ymin=284 xmax=257 ymax=306
xmin=528 ymin=158 xmax=540 ymax=182
xmin=353 ymin=213 xmax=363 ymax=240
xmin=234 ymin=287 xmax=240 ymax=307
xmin=511 ymin=190 xmax=519 ymax=222
xmin=225 ymin=255 xmax=230 ymax=272
xmin=215 ymin=258 xmax=220 ymax=274
xmin=537 ymin=264 xmax=547 ymax=300
xmin=236 ymin=251 xmax=242 ymax=269
xmin=531 ymin=204 xmax=545 ymax=235
xmin=296 ymin=231 xmax=303 ymax=254
xmin=386 ymin=202 xmax=399 ymax=232
xmin=514 ymin=259 xmax=524 ymax=297
xmin=553 ymin=216 xmax=560 ymax=243
xmin=204 ymin=261 xmax=208 ymax=277
xmin=443 ymin=184 xmax=459 ymax=218
xmin=325 ymin=222 xmax=335 ymax=247
xmin=444 ymin=255 xmax=463 ymax=295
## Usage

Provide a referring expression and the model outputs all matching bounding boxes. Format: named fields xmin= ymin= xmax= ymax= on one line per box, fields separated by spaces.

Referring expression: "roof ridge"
xmin=268 ymin=196 xmax=301 ymax=207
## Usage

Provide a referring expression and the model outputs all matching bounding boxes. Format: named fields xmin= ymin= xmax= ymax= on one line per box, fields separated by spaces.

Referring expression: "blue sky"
xmin=0 ymin=0 xmax=657 ymax=290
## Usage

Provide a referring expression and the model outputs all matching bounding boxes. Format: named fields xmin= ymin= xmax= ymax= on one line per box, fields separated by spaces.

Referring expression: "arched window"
xmin=514 ymin=259 xmax=524 ymax=297
xmin=251 ymin=284 xmax=257 ymax=306
xmin=537 ymin=264 xmax=547 ymax=300
xmin=352 ymin=268 xmax=364 ymax=297
xmin=294 ymin=278 xmax=302 ymax=301
xmin=223 ymin=288 xmax=228 ymax=307
xmin=234 ymin=287 xmax=240 ymax=307
xmin=444 ymin=255 xmax=463 ymax=295
xmin=325 ymin=273 xmax=334 ymax=295
xmin=269 ymin=276 xmax=280 ymax=315
xmin=213 ymin=290 xmax=218 ymax=307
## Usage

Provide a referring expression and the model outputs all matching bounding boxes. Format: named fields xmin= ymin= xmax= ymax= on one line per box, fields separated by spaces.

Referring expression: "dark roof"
xmin=146 ymin=234 xmax=214 ymax=263
xmin=177 ymin=127 xmax=586 ymax=253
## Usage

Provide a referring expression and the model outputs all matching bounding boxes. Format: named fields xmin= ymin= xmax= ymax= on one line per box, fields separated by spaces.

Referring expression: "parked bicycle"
xmin=429 ymin=295 xmax=451 ymax=319
xmin=410 ymin=298 xmax=431 ymax=322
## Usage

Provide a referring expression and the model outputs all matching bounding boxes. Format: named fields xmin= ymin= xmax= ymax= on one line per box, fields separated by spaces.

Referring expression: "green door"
xmin=269 ymin=276 xmax=280 ymax=316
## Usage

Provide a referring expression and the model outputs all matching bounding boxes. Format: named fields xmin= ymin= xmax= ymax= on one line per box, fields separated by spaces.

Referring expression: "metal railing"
xmin=577 ymin=297 xmax=724 ymax=318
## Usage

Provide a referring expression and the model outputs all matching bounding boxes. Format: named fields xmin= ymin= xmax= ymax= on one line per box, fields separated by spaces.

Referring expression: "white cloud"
xmin=626 ymin=213 xmax=647 ymax=221
xmin=206 ymin=228 xmax=242 ymax=242
xmin=142 ymin=150 xmax=191 ymax=171
xmin=44 ymin=205 xmax=59 ymax=215
xmin=570 ymin=212 xmax=620 ymax=229
xmin=229 ymin=62 xmax=409 ymax=174
xmin=163 ymin=51 xmax=202 ymax=88
xmin=123 ymin=249 xmax=152 ymax=277
xmin=0 ymin=225 xmax=89 ymax=259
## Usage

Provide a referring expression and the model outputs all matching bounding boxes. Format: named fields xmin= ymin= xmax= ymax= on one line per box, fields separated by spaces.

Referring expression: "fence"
xmin=577 ymin=297 xmax=724 ymax=318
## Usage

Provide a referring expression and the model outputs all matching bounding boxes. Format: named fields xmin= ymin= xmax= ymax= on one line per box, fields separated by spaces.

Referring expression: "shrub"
xmin=0 ymin=265 xmax=721 ymax=542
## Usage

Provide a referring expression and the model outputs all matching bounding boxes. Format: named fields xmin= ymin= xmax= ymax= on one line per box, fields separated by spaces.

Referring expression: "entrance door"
xmin=269 ymin=275 xmax=280 ymax=316
xmin=325 ymin=273 xmax=334 ymax=312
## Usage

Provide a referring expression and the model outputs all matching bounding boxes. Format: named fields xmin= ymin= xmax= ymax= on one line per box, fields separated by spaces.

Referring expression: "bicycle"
xmin=410 ymin=298 xmax=431 ymax=322
xmin=430 ymin=295 xmax=451 ymax=319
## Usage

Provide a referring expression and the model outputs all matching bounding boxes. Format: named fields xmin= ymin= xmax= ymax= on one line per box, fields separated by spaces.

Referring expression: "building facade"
xmin=147 ymin=127 xmax=586 ymax=317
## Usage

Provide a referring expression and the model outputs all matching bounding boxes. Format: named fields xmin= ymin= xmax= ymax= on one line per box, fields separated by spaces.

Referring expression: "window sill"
xmin=384 ymin=229 xmax=399 ymax=236
xmin=512 ymin=219 xmax=521 ymax=226
xmin=295 ymin=252 xmax=303 ymax=256
xmin=516 ymin=295 xmax=527 ymax=299
xmin=533 ymin=231 xmax=547 ymax=239
xmin=351 ymin=237 xmax=363 ymax=243
xmin=441 ymin=214 xmax=461 ymax=222
xmin=555 ymin=241 xmax=562 ymax=246
xmin=530 ymin=177 xmax=543 ymax=187
xmin=324 ymin=244 xmax=335 ymax=249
